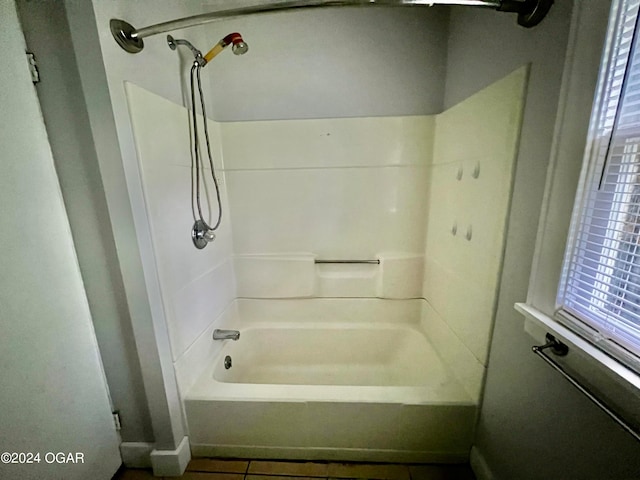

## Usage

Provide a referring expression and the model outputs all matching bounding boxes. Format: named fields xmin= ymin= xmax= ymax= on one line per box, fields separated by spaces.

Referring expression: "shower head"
xmin=203 ymin=32 xmax=249 ymax=64
xmin=167 ymin=33 xmax=247 ymax=67
xmin=225 ymin=32 xmax=249 ymax=56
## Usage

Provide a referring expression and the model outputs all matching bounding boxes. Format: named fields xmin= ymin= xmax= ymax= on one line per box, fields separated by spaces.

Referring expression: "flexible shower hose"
xmin=189 ymin=61 xmax=222 ymax=233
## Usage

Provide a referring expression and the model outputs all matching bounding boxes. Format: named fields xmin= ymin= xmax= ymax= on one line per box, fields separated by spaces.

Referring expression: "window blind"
xmin=559 ymin=0 xmax=640 ymax=367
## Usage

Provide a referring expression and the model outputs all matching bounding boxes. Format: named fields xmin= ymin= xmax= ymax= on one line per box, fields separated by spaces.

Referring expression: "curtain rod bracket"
xmin=496 ymin=0 xmax=555 ymax=28
xmin=110 ymin=19 xmax=144 ymax=54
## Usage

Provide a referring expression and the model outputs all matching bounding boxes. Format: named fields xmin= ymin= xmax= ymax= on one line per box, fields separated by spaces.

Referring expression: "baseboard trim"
xmin=470 ymin=446 xmax=495 ymax=480
xmin=120 ymin=442 xmax=154 ymax=468
xmin=150 ymin=436 xmax=191 ymax=477
xmin=191 ymin=444 xmax=469 ymax=464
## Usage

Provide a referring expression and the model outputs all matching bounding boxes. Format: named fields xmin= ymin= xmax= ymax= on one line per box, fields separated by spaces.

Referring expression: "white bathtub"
xmin=216 ymin=325 xmax=452 ymax=386
xmin=185 ymin=299 xmax=477 ymax=463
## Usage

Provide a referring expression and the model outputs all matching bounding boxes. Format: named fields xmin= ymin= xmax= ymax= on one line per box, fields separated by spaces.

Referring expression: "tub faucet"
xmin=213 ymin=329 xmax=240 ymax=341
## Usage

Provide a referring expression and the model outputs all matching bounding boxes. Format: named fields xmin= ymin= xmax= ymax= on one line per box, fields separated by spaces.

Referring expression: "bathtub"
xmin=185 ymin=299 xmax=477 ymax=463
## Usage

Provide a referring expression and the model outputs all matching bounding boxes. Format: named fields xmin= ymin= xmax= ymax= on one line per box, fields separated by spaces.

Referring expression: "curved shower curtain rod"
xmin=110 ymin=0 xmax=553 ymax=53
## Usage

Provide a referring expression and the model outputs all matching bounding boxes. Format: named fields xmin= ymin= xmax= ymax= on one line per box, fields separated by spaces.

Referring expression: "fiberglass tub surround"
xmin=126 ymin=66 xmax=527 ymax=461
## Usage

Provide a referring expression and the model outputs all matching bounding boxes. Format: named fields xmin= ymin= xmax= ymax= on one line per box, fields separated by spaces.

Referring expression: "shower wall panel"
xmin=123 ymin=70 xmax=525 ymax=404
xmin=422 ymin=67 xmax=528 ymax=384
xmin=125 ymin=83 xmax=237 ymax=364
xmin=221 ymin=116 xmax=435 ymax=299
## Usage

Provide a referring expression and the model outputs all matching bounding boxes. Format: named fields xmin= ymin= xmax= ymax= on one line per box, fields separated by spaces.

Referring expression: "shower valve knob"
xmin=192 ymin=219 xmax=215 ymax=249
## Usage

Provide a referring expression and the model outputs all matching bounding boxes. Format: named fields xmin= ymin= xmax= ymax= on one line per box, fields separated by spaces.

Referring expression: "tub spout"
xmin=213 ymin=329 xmax=240 ymax=341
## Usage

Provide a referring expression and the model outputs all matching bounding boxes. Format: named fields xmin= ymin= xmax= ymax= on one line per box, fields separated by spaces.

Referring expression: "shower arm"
xmin=110 ymin=0 xmax=553 ymax=54
xmin=166 ymin=35 xmax=205 ymax=65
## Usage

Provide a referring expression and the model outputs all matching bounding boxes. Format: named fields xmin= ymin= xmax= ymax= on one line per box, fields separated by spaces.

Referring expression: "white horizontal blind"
xmin=559 ymin=0 xmax=640 ymax=364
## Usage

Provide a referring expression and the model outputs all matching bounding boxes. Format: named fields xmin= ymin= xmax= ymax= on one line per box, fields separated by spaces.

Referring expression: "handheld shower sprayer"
xmin=167 ymin=32 xmax=248 ymax=67
xmin=203 ymin=32 xmax=249 ymax=63
xmin=167 ymin=32 xmax=248 ymax=249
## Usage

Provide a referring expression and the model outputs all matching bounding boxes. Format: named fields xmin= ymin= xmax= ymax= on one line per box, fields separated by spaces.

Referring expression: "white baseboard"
xmin=120 ymin=442 xmax=154 ymax=468
xmin=470 ymin=446 xmax=495 ymax=480
xmin=190 ymin=444 xmax=469 ymax=464
xmin=150 ymin=436 xmax=191 ymax=477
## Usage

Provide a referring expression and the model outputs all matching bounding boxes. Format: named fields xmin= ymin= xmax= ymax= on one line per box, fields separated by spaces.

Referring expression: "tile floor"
xmin=113 ymin=458 xmax=476 ymax=480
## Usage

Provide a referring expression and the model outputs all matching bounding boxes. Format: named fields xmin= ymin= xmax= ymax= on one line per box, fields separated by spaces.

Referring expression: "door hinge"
xmin=26 ymin=52 xmax=40 ymax=84
xmin=112 ymin=411 xmax=122 ymax=431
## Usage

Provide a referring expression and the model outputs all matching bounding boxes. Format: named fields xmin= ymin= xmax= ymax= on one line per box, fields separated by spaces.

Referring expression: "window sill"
xmin=515 ymin=302 xmax=640 ymax=394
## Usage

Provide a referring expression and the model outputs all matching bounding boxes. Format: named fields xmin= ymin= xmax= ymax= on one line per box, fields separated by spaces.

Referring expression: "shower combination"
xmin=167 ymin=33 xmax=248 ymax=249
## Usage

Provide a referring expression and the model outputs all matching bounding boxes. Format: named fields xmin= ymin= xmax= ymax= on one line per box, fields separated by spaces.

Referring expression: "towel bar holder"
xmin=314 ymin=259 xmax=380 ymax=264
xmin=532 ymin=333 xmax=640 ymax=443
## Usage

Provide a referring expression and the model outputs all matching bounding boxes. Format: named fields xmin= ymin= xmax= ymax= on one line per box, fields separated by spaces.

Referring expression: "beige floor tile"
xmin=328 ymin=463 xmax=410 ymax=480
xmin=112 ymin=468 xmax=156 ymax=480
xmin=187 ymin=458 xmax=249 ymax=473
xmin=408 ymin=465 xmax=476 ymax=480
xmin=114 ymin=461 xmax=474 ymax=480
xmin=245 ymin=476 xmax=321 ymax=480
xmin=174 ymin=472 xmax=245 ymax=480
xmin=248 ymin=460 xmax=329 ymax=477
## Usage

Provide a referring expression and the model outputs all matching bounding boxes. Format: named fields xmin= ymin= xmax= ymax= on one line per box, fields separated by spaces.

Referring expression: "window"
xmin=558 ymin=0 xmax=640 ymax=372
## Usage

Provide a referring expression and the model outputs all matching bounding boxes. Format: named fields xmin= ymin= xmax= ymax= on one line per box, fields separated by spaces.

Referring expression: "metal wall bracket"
xmin=498 ymin=0 xmax=554 ymax=28
xmin=112 ymin=411 xmax=122 ymax=431
xmin=533 ymin=333 xmax=569 ymax=356
xmin=110 ymin=19 xmax=143 ymax=54
xmin=26 ymin=52 xmax=40 ymax=84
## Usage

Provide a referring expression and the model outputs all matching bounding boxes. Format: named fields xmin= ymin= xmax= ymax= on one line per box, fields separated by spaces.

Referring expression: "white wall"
xmin=0 ymin=2 xmax=121 ymax=478
xmin=15 ymin=0 xmax=153 ymax=444
xmin=445 ymin=2 xmax=640 ymax=478
xmin=203 ymin=6 xmax=449 ymax=120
